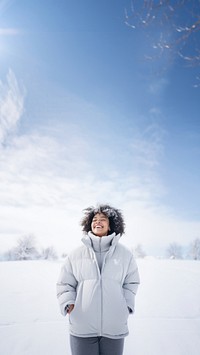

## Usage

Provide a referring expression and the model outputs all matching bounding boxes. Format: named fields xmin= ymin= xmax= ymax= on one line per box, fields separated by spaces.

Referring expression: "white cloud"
xmin=0 ymin=69 xmax=25 ymax=144
xmin=0 ymin=28 xmax=21 ymax=35
xmin=122 ymin=202 xmax=200 ymax=255
xmin=132 ymin=121 xmax=164 ymax=166
xmin=0 ymin=124 xmax=199 ymax=256
xmin=149 ymin=78 xmax=169 ymax=95
xmin=0 ymin=73 xmax=199 ymax=256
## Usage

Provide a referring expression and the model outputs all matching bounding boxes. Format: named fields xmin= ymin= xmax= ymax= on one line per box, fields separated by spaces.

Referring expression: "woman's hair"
xmin=80 ymin=204 xmax=125 ymax=235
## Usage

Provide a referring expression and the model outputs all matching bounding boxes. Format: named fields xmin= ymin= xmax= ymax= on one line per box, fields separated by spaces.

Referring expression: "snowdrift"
xmin=0 ymin=259 xmax=200 ymax=355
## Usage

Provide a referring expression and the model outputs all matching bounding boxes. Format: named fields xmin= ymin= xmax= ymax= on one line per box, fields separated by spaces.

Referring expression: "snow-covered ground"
xmin=0 ymin=259 xmax=200 ymax=355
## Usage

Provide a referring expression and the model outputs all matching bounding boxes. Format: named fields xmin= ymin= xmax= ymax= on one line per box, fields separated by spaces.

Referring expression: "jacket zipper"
xmin=99 ymin=238 xmax=103 ymax=336
xmin=89 ymin=247 xmax=102 ymax=335
xmin=100 ymin=244 xmax=112 ymax=336
xmin=89 ymin=240 xmax=114 ymax=336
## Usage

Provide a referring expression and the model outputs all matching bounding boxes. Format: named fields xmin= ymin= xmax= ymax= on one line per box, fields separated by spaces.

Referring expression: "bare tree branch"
xmin=125 ymin=0 xmax=200 ymax=86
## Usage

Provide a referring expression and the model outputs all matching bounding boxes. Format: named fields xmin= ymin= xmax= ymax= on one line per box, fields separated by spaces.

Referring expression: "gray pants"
xmin=70 ymin=335 xmax=124 ymax=355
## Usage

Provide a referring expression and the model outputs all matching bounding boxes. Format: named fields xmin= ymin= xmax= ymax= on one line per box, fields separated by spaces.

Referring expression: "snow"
xmin=0 ymin=259 xmax=200 ymax=355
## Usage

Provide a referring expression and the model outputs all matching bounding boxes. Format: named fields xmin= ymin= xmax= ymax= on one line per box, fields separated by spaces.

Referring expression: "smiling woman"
xmin=81 ymin=204 xmax=125 ymax=236
xmin=91 ymin=213 xmax=110 ymax=237
xmin=57 ymin=204 xmax=140 ymax=355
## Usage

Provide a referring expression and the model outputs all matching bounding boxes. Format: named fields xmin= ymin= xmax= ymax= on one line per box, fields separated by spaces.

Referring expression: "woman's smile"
xmin=91 ymin=213 xmax=110 ymax=237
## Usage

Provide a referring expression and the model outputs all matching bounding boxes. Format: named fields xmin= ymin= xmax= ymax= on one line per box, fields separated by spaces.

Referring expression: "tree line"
xmin=133 ymin=238 xmax=200 ymax=260
xmin=0 ymin=235 xmax=58 ymax=261
xmin=1 ymin=235 xmax=200 ymax=261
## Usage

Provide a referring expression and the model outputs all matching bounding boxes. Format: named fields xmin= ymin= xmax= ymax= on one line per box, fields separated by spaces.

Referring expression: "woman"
xmin=57 ymin=204 xmax=140 ymax=355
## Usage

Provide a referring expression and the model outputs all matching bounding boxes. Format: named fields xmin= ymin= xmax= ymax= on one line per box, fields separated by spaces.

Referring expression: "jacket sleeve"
xmin=123 ymin=256 xmax=140 ymax=314
xmin=56 ymin=256 xmax=78 ymax=316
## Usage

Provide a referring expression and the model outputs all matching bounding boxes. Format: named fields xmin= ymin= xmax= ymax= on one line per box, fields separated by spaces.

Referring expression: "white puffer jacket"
xmin=56 ymin=233 xmax=140 ymax=339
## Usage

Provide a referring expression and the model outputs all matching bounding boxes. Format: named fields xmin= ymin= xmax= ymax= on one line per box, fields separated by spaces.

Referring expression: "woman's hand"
xmin=67 ymin=304 xmax=74 ymax=314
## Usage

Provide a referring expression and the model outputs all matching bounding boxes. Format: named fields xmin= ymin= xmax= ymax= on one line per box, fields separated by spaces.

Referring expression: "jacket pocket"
xmin=69 ymin=279 xmax=100 ymax=335
xmin=102 ymin=279 xmax=129 ymax=335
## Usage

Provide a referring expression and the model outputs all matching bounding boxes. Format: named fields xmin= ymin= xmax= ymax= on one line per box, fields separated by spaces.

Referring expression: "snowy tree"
xmin=189 ymin=238 xmax=200 ymax=260
xmin=0 ymin=252 xmax=6 ymax=261
xmin=166 ymin=242 xmax=183 ymax=259
xmin=125 ymin=0 xmax=200 ymax=86
xmin=40 ymin=246 xmax=58 ymax=260
xmin=12 ymin=234 xmax=39 ymax=261
xmin=3 ymin=249 xmax=17 ymax=261
xmin=133 ymin=244 xmax=146 ymax=258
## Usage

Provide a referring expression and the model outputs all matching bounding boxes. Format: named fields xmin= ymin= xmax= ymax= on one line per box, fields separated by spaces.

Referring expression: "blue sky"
xmin=0 ymin=0 xmax=200 ymax=256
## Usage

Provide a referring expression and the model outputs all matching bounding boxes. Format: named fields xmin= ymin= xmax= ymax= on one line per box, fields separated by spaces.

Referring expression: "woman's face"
xmin=91 ymin=213 xmax=110 ymax=237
